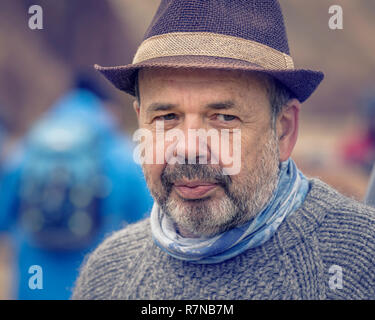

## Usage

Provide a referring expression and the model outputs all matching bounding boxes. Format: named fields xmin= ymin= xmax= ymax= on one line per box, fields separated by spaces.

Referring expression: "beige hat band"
xmin=132 ymin=32 xmax=295 ymax=70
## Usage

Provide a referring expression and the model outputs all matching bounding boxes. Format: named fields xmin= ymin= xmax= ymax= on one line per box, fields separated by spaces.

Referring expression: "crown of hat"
xmin=94 ymin=0 xmax=324 ymax=104
xmin=143 ymin=0 xmax=290 ymax=55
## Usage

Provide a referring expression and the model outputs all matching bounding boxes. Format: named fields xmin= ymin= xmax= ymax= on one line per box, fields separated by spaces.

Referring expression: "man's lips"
xmin=173 ymin=180 xmax=218 ymax=199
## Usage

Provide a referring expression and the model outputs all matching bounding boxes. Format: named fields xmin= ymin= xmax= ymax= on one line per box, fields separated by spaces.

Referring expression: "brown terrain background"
xmin=0 ymin=0 xmax=374 ymax=299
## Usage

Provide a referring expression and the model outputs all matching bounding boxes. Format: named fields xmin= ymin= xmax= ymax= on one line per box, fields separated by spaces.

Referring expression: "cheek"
xmin=143 ymin=163 xmax=165 ymax=188
xmin=234 ymin=129 xmax=269 ymax=176
xmin=241 ymin=134 xmax=258 ymax=162
xmin=237 ymin=132 xmax=259 ymax=169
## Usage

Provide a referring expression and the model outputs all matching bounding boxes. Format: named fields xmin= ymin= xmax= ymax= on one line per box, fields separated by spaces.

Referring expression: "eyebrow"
xmin=145 ymin=100 xmax=237 ymax=114
xmin=146 ymin=103 xmax=176 ymax=114
xmin=205 ymin=101 xmax=236 ymax=110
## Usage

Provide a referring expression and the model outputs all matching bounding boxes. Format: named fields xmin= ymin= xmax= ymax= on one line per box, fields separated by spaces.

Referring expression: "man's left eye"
xmin=216 ymin=114 xmax=238 ymax=122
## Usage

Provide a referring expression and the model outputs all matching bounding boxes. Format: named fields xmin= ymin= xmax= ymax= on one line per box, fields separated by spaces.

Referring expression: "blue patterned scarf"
xmin=151 ymin=158 xmax=310 ymax=264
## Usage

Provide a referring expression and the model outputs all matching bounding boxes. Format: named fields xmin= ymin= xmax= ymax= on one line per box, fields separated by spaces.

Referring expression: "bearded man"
xmin=72 ymin=0 xmax=375 ymax=299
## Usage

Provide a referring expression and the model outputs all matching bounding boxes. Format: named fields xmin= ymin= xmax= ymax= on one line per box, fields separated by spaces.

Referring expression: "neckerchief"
xmin=151 ymin=158 xmax=309 ymax=264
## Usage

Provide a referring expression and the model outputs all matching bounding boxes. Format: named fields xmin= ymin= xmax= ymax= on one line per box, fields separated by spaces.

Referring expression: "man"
xmin=72 ymin=0 xmax=375 ymax=299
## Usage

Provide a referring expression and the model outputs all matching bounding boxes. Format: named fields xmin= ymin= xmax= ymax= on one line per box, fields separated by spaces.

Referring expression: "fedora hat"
xmin=95 ymin=0 xmax=324 ymax=103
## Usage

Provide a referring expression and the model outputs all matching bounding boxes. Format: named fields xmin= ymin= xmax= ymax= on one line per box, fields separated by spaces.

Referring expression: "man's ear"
xmin=276 ymin=98 xmax=301 ymax=162
xmin=133 ymin=100 xmax=140 ymax=118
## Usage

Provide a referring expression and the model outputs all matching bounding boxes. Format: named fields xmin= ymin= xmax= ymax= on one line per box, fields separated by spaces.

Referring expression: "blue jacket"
xmin=0 ymin=89 xmax=153 ymax=299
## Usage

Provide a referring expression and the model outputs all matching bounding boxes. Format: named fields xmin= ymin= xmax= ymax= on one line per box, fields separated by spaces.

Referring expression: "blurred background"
xmin=0 ymin=0 xmax=374 ymax=299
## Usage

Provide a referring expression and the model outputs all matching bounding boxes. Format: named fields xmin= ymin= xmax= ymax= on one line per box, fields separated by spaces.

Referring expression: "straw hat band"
xmin=132 ymin=32 xmax=295 ymax=70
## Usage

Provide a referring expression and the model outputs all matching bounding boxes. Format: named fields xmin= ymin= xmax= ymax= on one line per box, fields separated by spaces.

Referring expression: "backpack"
xmin=16 ymin=117 xmax=107 ymax=250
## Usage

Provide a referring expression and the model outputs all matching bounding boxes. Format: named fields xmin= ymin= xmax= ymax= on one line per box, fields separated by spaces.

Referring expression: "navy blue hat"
xmin=95 ymin=0 xmax=324 ymax=103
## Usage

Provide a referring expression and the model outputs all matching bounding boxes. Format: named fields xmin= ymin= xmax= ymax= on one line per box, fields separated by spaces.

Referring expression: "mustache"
xmin=161 ymin=163 xmax=232 ymax=194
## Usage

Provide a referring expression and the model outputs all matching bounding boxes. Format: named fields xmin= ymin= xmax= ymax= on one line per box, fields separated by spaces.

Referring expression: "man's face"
xmin=135 ymin=68 xmax=281 ymax=237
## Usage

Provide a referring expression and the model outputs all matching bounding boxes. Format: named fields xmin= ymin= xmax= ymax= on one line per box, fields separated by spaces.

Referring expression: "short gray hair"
xmin=133 ymin=70 xmax=295 ymax=128
xmin=262 ymin=74 xmax=296 ymax=129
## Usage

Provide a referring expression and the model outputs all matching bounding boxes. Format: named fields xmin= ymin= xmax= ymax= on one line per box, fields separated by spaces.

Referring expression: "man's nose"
xmin=172 ymin=115 xmax=215 ymax=165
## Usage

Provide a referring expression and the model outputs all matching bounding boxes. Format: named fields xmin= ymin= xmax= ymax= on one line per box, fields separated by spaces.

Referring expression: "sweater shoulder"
xmin=310 ymin=179 xmax=375 ymax=298
xmin=71 ymin=218 xmax=151 ymax=299
xmin=304 ymin=177 xmax=375 ymax=233
xmin=98 ymin=218 xmax=151 ymax=254
xmin=315 ymin=177 xmax=375 ymax=238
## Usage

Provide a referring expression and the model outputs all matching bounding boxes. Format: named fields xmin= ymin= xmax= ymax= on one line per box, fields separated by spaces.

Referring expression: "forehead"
xmin=138 ymin=68 xmax=269 ymax=106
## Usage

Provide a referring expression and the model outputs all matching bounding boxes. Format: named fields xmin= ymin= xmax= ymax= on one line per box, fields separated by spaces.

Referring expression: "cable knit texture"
xmin=72 ymin=178 xmax=375 ymax=300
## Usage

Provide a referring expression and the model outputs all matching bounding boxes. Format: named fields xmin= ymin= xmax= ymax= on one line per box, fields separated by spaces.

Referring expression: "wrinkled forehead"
xmin=137 ymin=68 xmax=270 ymax=104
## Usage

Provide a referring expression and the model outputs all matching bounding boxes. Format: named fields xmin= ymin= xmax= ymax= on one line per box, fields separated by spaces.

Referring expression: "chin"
xmin=165 ymin=194 xmax=238 ymax=237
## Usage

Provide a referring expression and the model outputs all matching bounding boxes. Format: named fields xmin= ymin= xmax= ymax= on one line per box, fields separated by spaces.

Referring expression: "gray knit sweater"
xmin=72 ymin=178 xmax=375 ymax=299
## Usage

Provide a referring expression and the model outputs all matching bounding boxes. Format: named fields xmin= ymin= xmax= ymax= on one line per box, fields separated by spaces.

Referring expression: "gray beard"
xmin=148 ymin=130 xmax=280 ymax=238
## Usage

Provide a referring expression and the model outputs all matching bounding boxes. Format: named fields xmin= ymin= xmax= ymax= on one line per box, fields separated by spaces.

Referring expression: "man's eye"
xmin=156 ymin=113 xmax=177 ymax=121
xmin=216 ymin=114 xmax=237 ymax=122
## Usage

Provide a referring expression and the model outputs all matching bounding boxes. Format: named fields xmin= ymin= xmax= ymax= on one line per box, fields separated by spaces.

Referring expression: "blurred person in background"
xmin=0 ymin=0 xmax=155 ymax=299
xmin=340 ymin=89 xmax=375 ymax=174
xmin=0 ymin=74 xmax=153 ymax=299
xmin=0 ymin=114 xmax=8 ymax=168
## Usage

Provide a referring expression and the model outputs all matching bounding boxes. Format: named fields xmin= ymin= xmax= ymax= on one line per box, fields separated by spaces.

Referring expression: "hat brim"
xmin=95 ymin=55 xmax=324 ymax=103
